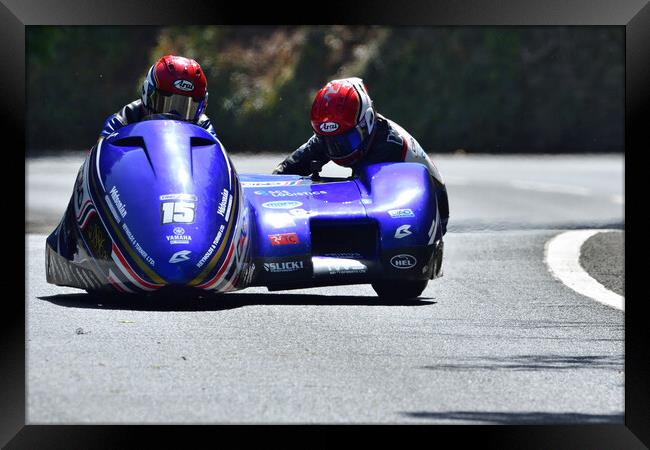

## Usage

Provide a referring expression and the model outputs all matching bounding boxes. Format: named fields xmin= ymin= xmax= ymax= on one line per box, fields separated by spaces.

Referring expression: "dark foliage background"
xmin=26 ymin=25 xmax=623 ymax=154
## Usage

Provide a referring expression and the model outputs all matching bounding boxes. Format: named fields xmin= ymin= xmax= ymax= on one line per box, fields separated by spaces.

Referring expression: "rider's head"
xmin=141 ymin=55 xmax=208 ymax=121
xmin=310 ymin=77 xmax=376 ymax=167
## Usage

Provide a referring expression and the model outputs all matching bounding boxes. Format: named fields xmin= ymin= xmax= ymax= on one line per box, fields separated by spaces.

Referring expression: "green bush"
xmin=27 ymin=26 xmax=623 ymax=155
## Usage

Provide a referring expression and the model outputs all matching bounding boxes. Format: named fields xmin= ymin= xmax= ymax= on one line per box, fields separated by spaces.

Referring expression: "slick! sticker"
xmin=263 ymin=261 xmax=304 ymax=273
xmin=262 ymin=200 xmax=303 ymax=209
xmin=268 ymin=232 xmax=299 ymax=246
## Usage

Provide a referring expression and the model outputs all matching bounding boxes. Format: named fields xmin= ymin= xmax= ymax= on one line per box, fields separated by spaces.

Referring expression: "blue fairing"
xmin=46 ymin=119 xmax=444 ymax=294
xmin=240 ymin=162 xmax=441 ymax=288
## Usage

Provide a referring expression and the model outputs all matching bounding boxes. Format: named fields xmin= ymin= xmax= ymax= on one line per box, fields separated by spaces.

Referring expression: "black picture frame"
xmin=7 ymin=0 xmax=648 ymax=448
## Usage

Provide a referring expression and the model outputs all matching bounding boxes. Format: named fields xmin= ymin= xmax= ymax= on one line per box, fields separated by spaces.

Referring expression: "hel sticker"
xmin=390 ymin=254 xmax=417 ymax=269
xmin=388 ymin=209 xmax=414 ymax=218
xmin=262 ymin=200 xmax=303 ymax=209
xmin=268 ymin=232 xmax=299 ymax=246
xmin=173 ymin=79 xmax=195 ymax=91
xmin=319 ymin=122 xmax=339 ymax=133
xmin=169 ymin=250 xmax=192 ymax=263
xmin=394 ymin=224 xmax=412 ymax=239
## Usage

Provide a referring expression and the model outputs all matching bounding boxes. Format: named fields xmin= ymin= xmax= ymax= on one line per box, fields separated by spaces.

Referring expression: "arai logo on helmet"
xmin=173 ymin=79 xmax=194 ymax=92
xmin=319 ymin=122 xmax=339 ymax=133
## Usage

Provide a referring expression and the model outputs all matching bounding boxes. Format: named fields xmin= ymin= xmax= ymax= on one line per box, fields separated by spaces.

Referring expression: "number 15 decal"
xmin=161 ymin=201 xmax=196 ymax=224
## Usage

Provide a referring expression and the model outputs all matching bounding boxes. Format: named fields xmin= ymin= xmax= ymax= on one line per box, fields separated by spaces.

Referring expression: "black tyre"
xmin=371 ymin=280 xmax=428 ymax=299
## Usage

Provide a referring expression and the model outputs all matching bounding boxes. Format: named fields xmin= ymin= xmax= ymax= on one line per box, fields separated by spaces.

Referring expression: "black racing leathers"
xmin=100 ymin=99 xmax=217 ymax=139
xmin=273 ymin=114 xmax=449 ymax=236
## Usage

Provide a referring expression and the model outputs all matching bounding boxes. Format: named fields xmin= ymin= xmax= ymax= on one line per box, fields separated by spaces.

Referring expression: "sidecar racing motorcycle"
xmin=45 ymin=118 xmax=446 ymax=299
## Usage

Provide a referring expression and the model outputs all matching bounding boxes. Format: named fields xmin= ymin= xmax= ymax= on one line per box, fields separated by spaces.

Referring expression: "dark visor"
xmin=323 ymin=128 xmax=364 ymax=159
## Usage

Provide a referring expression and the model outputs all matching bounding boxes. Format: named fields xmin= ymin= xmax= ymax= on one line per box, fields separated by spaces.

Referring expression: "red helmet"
xmin=310 ymin=77 xmax=376 ymax=167
xmin=141 ymin=55 xmax=208 ymax=121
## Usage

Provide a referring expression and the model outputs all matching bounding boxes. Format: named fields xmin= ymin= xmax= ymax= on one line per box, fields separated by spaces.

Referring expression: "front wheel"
xmin=371 ymin=280 xmax=428 ymax=299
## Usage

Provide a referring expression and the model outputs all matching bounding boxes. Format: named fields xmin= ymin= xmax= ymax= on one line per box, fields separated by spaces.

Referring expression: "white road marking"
xmin=544 ymin=229 xmax=624 ymax=311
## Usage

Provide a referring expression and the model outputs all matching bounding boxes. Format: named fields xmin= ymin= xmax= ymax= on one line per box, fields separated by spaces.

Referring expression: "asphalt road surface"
xmin=26 ymin=153 xmax=624 ymax=424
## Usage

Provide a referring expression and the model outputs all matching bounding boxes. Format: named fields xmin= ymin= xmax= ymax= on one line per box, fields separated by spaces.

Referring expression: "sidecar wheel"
xmin=371 ymin=280 xmax=428 ymax=299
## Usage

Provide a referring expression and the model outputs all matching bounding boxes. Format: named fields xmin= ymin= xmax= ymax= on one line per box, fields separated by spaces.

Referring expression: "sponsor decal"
xmin=105 ymin=195 xmax=122 ymax=223
xmin=390 ymin=254 xmax=417 ymax=269
xmin=319 ymin=122 xmax=339 ymax=133
xmin=323 ymin=252 xmax=363 ymax=259
xmin=263 ymin=261 xmax=304 ymax=273
xmin=217 ymin=188 xmax=229 ymax=216
xmin=241 ymin=180 xmax=307 ymax=187
xmin=108 ymin=185 xmax=128 ymax=218
xmin=169 ymin=250 xmax=192 ymax=263
xmin=322 ymin=259 xmax=367 ymax=275
xmin=196 ymin=224 xmax=225 ymax=268
xmin=161 ymin=201 xmax=196 ymax=224
xmin=121 ymin=222 xmax=155 ymax=266
xmin=160 ymin=194 xmax=198 ymax=224
xmin=388 ymin=208 xmax=415 ymax=218
xmin=394 ymin=224 xmax=412 ymax=239
xmin=166 ymin=226 xmax=192 ymax=245
xmin=173 ymin=79 xmax=194 ymax=91
xmin=160 ymin=193 xmax=198 ymax=201
xmin=268 ymin=232 xmax=299 ymax=246
xmin=262 ymin=200 xmax=303 ymax=209
xmin=255 ymin=189 xmax=327 ymax=197
xmin=224 ymin=194 xmax=233 ymax=220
